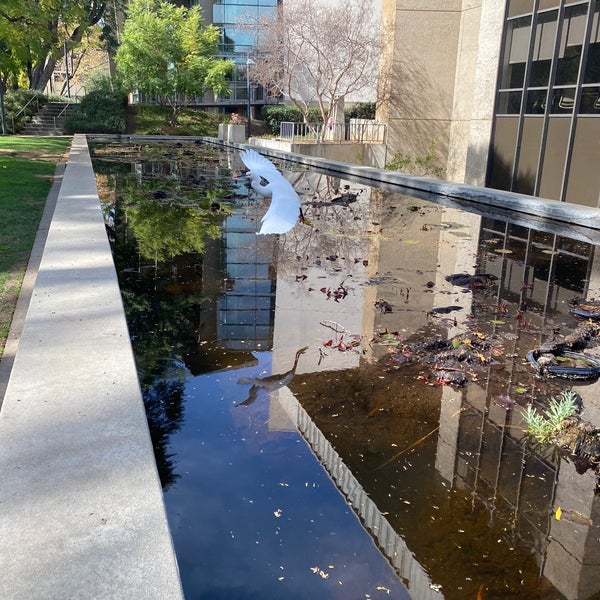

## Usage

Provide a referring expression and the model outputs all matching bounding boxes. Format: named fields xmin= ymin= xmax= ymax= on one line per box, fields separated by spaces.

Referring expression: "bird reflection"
xmin=236 ymin=346 xmax=308 ymax=406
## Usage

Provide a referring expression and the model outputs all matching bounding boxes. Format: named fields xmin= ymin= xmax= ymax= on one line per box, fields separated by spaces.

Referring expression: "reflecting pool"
xmin=92 ymin=140 xmax=600 ymax=600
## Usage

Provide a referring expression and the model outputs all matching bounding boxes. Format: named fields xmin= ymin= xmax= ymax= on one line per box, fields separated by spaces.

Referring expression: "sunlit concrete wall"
xmin=377 ymin=0 xmax=506 ymax=184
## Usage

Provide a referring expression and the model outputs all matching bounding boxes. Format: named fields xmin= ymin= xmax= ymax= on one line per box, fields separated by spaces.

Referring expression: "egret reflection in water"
xmin=236 ymin=346 xmax=308 ymax=406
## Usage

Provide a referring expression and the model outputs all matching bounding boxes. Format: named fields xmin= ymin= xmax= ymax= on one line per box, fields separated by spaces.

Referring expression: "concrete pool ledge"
xmin=0 ymin=135 xmax=183 ymax=599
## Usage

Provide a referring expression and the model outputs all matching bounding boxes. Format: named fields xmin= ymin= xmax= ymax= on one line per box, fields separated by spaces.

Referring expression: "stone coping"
xmin=0 ymin=135 xmax=183 ymax=600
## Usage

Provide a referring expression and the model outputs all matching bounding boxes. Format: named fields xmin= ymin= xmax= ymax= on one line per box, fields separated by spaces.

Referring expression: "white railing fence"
xmin=280 ymin=119 xmax=386 ymax=144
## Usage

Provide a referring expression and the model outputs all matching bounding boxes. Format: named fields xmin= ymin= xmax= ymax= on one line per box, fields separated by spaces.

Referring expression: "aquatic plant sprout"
xmin=522 ymin=390 xmax=580 ymax=442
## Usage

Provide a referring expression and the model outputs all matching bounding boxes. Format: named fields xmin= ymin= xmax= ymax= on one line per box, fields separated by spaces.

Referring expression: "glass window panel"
xmin=488 ymin=117 xmax=519 ymax=191
xmin=497 ymin=90 xmax=522 ymax=113
xmin=550 ymin=87 xmax=576 ymax=113
xmin=500 ymin=17 xmax=531 ymax=89
xmin=538 ymin=0 xmax=560 ymax=8
xmin=218 ymin=0 xmax=262 ymax=5
xmin=580 ymin=86 xmax=600 ymax=113
xmin=539 ymin=117 xmax=570 ymax=200
xmin=515 ymin=117 xmax=543 ymax=195
xmin=508 ymin=0 xmax=534 ymax=18
xmin=530 ymin=11 xmax=557 ymax=86
xmin=213 ymin=5 xmax=224 ymax=21
xmin=584 ymin=8 xmax=600 ymax=83
xmin=257 ymin=6 xmax=275 ymax=17
xmin=214 ymin=4 xmax=274 ymax=24
xmin=556 ymin=4 xmax=587 ymax=85
xmin=566 ymin=117 xmax=600 ymax=207
xmin=221 ymin=28 xmax=256 ymax=52
xmin=526 ymin=89 xmax=548 ymax=113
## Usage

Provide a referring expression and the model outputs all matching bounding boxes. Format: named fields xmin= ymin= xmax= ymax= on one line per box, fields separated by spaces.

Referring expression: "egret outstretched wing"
xmin=240 ymin=149 xmax=301 ymax=235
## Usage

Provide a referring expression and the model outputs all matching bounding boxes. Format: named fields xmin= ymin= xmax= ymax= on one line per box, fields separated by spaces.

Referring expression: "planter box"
xmin=218 ymin=123 xmax=245 ymax=143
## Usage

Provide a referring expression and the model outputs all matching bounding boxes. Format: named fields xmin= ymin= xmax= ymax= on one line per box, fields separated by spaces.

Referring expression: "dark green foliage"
xmin=3 ymin=90 xmax=48 ymax=133
xmin=261 ymin=104 xmax=322 ymax=134
xmin=132 ymin=105 xmax=221 ymax=136
xmin=345 ymin=102 xmax=376 ymax=120
xmin=64 ymin=90 xmax=127 ymax=134
xmin=261 ymin=105 xmax=302 ymax=134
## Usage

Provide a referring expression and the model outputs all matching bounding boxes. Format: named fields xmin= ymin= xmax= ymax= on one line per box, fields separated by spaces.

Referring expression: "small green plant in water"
xmin=522 ymin=390 xmax=580 ymax=442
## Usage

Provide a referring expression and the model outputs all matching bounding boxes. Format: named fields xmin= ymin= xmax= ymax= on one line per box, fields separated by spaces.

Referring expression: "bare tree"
xmin=244 ymin=0 xmax=380 ymax=140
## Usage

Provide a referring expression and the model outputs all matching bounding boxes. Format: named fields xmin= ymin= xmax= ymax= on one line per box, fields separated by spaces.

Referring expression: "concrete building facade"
xmin=378 ymin=0 xmax=600 ymax=207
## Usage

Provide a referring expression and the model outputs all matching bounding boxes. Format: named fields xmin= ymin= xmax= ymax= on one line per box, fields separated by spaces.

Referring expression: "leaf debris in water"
xmin=310 ymin=566 xmax=329 ymax=579
xmin=320 ymin=320 xmax=349 ymax=333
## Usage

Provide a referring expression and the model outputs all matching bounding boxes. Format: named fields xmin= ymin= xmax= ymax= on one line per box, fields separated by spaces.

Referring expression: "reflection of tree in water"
xmin=141 ymin=376 xmax=186 ymax=490
xmin=115 ymin=250 xmax=211 ymax=489
xmin=122 ymin=183 xmax=222 ymax=263
xmin=95 ymin=142 xmax=238 ymax=489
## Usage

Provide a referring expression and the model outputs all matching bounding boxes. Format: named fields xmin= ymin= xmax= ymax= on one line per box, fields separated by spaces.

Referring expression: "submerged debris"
xmin=375 ymin=299 xmax=393 ymax=313
xmin=376 ymin=329 xmax=499 ymax=387
xmin=569 ymin=297 xmax=600 ymax=319
xmin=555 ymin=416 xmax=600 ymax=485
xmin=527 ymin=321 xmax=600 ymax=380
xmin=445 ymin=273 xmax=498 ymax=288
xmin=429 ymin=305 xmax=462 ymax=315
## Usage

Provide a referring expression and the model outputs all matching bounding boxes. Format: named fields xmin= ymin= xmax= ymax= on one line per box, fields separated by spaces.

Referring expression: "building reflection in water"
xmin=251 ymin=174 xmax=600 ymax=599
xmin=110 ymin=150 xmax=600 ymax=599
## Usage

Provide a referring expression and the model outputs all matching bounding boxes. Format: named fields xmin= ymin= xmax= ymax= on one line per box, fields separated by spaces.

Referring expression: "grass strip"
xmin=0 ymin=136 xmax=71 ymax=357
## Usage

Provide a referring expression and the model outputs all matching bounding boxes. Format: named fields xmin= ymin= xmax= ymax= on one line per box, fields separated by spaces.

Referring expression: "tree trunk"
xmin=30 ymin=55 xmax=57 ymax=91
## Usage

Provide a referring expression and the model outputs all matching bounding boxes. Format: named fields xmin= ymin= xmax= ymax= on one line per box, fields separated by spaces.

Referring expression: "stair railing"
xmin=53 ymin=101 xmax=76 ymax=130
xmin=11 ymin=91 xmax=42 ymax=134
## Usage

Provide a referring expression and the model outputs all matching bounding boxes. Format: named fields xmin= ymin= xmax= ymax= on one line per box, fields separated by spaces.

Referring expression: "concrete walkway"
xmin=0 ymin=135 xmax=183 ymax=599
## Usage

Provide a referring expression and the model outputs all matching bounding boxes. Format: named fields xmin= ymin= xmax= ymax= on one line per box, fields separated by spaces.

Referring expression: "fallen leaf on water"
xmin=310 ymin=567 xmax=329 ymax=579
xmin=560 ymin=508 xmax=593 ymax=525
xmin=555 ymin=506 xmax=562 ymax=520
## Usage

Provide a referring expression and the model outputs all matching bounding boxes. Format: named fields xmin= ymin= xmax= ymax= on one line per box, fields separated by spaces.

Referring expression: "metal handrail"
xmin=53 ymin=101 xmax=76 ymax=129
xmin=11 ymin=91 xmax=43 ymax=133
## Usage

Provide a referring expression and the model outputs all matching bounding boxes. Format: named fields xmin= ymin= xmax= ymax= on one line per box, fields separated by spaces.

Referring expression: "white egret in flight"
xmin=240 ymin=149 xmax=302 ymax=235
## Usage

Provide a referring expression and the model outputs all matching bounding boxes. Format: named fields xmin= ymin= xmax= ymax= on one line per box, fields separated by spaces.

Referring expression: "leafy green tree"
xmin=0 ymin=0 xmax=115 ymax=91
xmin=115 ymin=0 xmax=233 ymax=126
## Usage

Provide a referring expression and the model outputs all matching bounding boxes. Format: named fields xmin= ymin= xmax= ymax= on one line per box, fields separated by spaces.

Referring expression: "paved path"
xmin=0 ymin=135 xmax=183 ymax=599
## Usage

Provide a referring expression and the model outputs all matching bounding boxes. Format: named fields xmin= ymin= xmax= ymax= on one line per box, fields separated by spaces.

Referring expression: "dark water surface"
xmin=92 ymin=141 xmax=600 ymax=600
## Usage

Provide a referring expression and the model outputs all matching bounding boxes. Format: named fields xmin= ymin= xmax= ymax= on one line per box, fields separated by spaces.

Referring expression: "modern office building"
xmin=378 ymin=0 xmax=600 ymax=207
xmin=185 ymin=0 xmax=277 ymax=116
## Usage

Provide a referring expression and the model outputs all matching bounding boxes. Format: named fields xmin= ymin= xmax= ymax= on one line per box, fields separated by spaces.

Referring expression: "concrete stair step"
xmin=21 ymin=102 xmax=76 ymax=135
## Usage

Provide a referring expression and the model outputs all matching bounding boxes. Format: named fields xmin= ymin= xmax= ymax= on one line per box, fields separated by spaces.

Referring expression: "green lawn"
xmin=0 ymin=136 xmax=71 ymax=358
